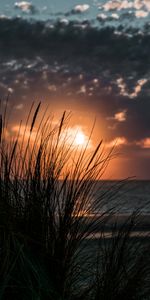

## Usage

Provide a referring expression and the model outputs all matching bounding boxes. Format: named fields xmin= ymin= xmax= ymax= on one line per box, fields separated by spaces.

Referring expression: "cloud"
xmin=103 ymin=0 xmax=150 ymax=12
xmin=65 ymin=4 xmax=90 ymax=16
xmin=8 ymin=87 xmax=14 ymax=94
xmin=97 ymin=13 xmax=107 ymax=20
xmin=106 ymin=137 xmax=127 ymax=148
xmin=0 ymin=15 xmax=11 ymax=20
xmin=106 ymin=136 xmax=150 ymax=150
xmin=114 ymin=110 xmax=127 ymax=122
xmin=58 ymin=18 xmax=69 ymax=26
xmin=14 ymin=1 xmax=36 ymax=14
xmin=15 ymin=103 xmax=24 ymax=110
xmin=137 ymin=138 xmax=150 ymax=148
xmin=116 ymin=78 xmax=148 ymax=99
xmin=77 ymin=85 xmax=87 ymax=94
xmin=134 ymin=0 xmax=145 ymax=10
xmin=135 ymin=10 xmax=149 ymax=18
xmin=129 ymin=79 xmax=148 ymax=98
xmin=103 ymin=1 xmax=133 ymax=11
xmin=97 ymin=12 xmax=120 ymax=22
xmin=107 ymin=109 xmax=127 ymax=123
xmin=111 ymin=13 xmax=120 ymax=19
xmin=73 ymin=4 xmax=90 ymax=13
xmin=12 ymin=124 xmax=38 ymax=142
xmin=116 ymin=78 xmax=128 ymax=97
xmin=144 ymin=0 xmax=150 ymax=11
xmin=48 ymin=84 xmax=57 ymax=92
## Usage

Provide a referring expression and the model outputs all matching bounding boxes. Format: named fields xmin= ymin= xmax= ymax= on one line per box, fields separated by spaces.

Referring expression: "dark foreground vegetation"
xmin=0 ymin=102 xmax=150 ymax=300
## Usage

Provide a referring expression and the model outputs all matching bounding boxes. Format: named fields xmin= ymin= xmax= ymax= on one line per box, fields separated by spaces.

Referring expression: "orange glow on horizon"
xmin=4 ymin=106 xmax=126 ymax=179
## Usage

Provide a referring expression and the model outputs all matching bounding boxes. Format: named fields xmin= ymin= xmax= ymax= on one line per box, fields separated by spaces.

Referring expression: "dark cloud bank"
xmin=0 ymin=18 xmax=150 ymax=60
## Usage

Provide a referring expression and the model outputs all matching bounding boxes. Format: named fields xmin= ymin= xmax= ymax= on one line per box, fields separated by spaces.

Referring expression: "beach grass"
xmin=0 ymin=102 xmax=150 ymax=299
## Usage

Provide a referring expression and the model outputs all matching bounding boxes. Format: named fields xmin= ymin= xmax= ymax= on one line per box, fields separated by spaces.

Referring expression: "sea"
xmin=86 ymin=180 xmax=150 ymax=237
xmin=94 ymin=180 xmax=150 ymax=214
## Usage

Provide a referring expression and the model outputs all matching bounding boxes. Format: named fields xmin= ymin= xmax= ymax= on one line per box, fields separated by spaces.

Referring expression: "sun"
xmin=75 ymin=131 xmax=85 ymax=146
xmin=62 ymin=126 xmax=91 ymax=149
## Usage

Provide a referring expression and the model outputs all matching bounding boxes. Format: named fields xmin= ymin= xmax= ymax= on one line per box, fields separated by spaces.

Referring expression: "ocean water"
xmin=95 ymin=180 xmax=150 ymax=214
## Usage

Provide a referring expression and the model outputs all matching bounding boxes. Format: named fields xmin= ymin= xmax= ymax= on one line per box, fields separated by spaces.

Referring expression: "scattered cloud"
xmin=14 ymin=1 xmax=36 ymax=14
xmin=0 ymin=15 xmax=10 ymax=20
xmin=58 ymin=18 xmax=69 ymax=26
xmin=135 ymin=10 xmax=149 ymax=17
xmin=106 ymin=137 xmax=150 ymax=150
xmin=137 ymin=138 xmax=150 ymax=148
xmin=65 ymin=4 xmax=90 ymax=16
xmin=12 ymin=124 xmax=38 ymax=142
xmin=144 ymin=0 xmax=150 ymax=11
xmin=97 ymin=13 xmax=107 ymax=20
xmin=116 ymin=78 xmax=128 ymax=97
xmin=103 ymin=1 xmax=133 ymax=11
xmin=48 ymin=84 xmax=57 ymax=92
xmin=111 ymin=13 xmax=120 ymax=19
xmin=129 ymin=78 xmax=148 ymax=98
xmin=107 ymin=110 xmax=127 ymax=122
xmin=103 ymin=0 xmax=150 ymax=12
xmin=116 ymin=78 xmax=148 ymax=98
xmin=106 ymin=137 xmax=127 ymax=148
xmin=73 ymin=4 xmax=90 ymax=13
xmin=15 ymin=103 xmax=24 ymax=110
xmin=8 ymin=87 xmax=14 ymax=94
xmin=114 ymin=110 xmax=127 ymax=122
xmin=77 ymin=85 xmax=87 ymax=94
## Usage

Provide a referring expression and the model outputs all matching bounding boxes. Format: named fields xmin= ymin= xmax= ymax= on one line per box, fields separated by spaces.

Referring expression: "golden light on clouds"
xmin=106 ymin=137 xmax=127 ymax=148
xmin=137 ymin=138 xmax=150 ymax=149
xmin=114 ymin=110 xmax=127 ymax=122
xmin=11 ymin=122 xmax=92 ymax=151
xmin=6 ymin=104 xmax=149 ymax=179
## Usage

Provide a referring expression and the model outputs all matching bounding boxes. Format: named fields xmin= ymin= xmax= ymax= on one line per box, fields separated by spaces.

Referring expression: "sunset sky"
xmin=0 ymin=0 xmax=150 ymax=179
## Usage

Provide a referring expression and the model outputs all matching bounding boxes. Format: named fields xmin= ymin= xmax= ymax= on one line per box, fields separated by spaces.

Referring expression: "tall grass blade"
xmin=30 ymin=102 xmax=41 ymax=133
xmin=0 ymin=114 xmax=2 ymax=143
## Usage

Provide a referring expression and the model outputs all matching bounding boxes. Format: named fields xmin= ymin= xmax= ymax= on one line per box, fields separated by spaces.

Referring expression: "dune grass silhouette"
xmin=0 ymin=102 xmax=150 ymax=300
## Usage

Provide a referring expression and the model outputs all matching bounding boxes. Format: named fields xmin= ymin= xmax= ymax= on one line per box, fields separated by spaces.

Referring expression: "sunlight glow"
xmin=75 ymin=131 xmax=85 ymax=146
